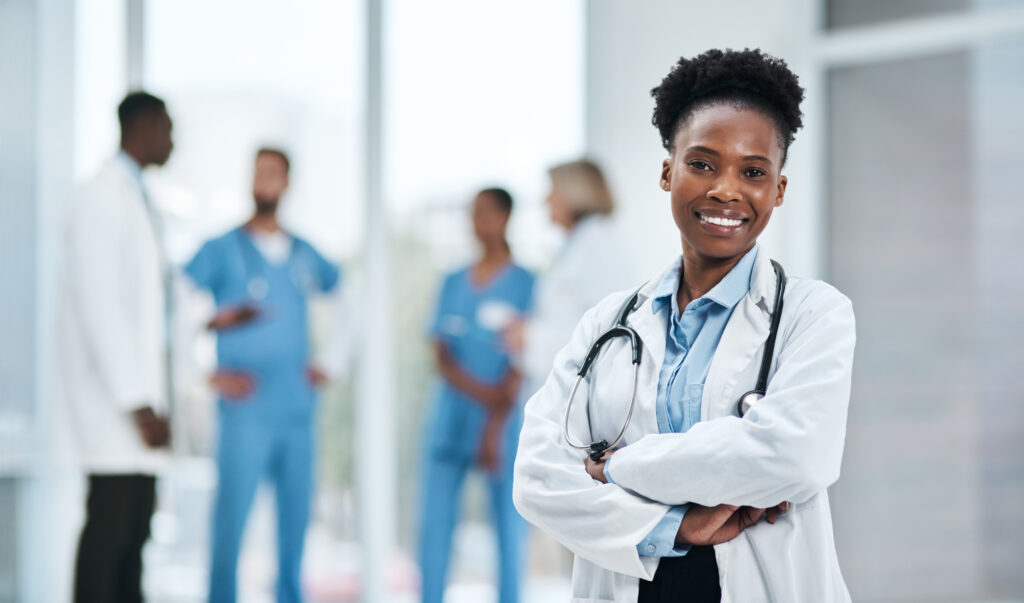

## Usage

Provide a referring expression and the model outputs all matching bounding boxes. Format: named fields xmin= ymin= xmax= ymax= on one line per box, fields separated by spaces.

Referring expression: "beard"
xmin=253 ymin=194 xmax=279 ymax=216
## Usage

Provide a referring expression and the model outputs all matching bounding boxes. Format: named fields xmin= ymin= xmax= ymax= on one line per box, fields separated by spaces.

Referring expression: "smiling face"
xmin=660 ymin=103 xmax=787 ymax=264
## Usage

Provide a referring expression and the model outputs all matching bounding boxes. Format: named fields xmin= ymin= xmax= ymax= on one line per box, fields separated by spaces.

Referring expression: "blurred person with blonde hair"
xmin=504 ymin=159 xmax=636 ymax=394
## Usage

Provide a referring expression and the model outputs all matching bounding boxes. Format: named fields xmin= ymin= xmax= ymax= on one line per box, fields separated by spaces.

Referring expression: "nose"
xmin=706 ymin=170 xmax=742 ymax=203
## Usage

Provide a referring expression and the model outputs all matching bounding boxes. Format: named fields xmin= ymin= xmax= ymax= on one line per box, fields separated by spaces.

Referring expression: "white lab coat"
xmin=523 ymin=215 xmax=636 ymax=390
xmin=513 ymin=250 xmax=856 ymax=602
xmin=54 ymin=156 xmax=169 ymax=473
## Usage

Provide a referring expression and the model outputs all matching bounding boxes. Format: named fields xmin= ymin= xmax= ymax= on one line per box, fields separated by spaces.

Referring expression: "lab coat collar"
xmin=624 ymin=244 xmax=779 ymax=370
xmin=114 ymin=150 xmax=145 ymax=192
xmin=649 ymin=245 xmax=758 ymax=316
xmin=638 ymin=245 xmax=775 ymax=314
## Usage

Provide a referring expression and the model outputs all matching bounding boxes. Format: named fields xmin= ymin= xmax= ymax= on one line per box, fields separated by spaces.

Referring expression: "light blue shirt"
xmin=605 ymin=245 xmax=758 ymax=557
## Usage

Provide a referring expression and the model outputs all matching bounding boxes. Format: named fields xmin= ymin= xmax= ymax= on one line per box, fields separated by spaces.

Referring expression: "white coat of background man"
xmin=58 ymin=91 xmax=175 ymax=603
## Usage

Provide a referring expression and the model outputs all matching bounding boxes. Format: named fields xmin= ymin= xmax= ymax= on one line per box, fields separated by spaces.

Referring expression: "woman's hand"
xmin=502 ymin=319 xmax=526 ymax=354
xmin=677 ymin=504 xmax=762 ymax=546
xmin=584 ymin=449 xmax=615 ymax=483
xmin=676 ymin=501 xmax=790 ymax=546
xmin=477 ymin=414 xmax=505 ymax=474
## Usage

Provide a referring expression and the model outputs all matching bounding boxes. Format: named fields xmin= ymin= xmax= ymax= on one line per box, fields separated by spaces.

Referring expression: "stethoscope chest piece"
xmin=247 ymin=277 xmax=269 ymax=301
xmin=737 ymin=390 xmax=765 ymax=417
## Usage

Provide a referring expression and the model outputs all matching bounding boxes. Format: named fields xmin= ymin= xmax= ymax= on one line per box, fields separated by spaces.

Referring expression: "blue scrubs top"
xmin=426 ymin=263 xmax=535 ymax=460
xmin=186 ymin=227 xmax=340 ymax=422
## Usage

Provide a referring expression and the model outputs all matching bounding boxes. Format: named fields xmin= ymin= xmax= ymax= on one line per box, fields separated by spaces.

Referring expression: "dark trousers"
xmin=73 ymin=474 xmax=156 ymax=603
xmin=637 ymin=545 xmax=721 ymax=603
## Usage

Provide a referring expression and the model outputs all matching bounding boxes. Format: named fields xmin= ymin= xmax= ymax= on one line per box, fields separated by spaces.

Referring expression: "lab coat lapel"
xmin=627 ymin=267 xmax=674 ymax=373
xmin=609 ymin=267 xmax=671 ymax=440
xmin=703 ymin=250 xmax=778 ymax=420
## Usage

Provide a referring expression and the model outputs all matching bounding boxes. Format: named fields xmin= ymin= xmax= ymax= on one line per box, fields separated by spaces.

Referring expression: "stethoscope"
xmin=563 ymin=260 xmax=787 ymax=461
xmin=236 ymin=229 xmax=319 ymax=301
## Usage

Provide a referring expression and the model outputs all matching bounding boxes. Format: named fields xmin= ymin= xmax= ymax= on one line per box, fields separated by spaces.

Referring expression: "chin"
xmin=683 ymin=234 xmax=754 ymax=261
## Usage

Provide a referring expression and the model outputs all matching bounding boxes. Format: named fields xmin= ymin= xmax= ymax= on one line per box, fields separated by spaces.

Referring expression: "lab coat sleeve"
xmin=66 ymin=191 xmax=156 ymax=412
xmin=513 ymin=296 xmax=671 ymax=580
xmin=604 ymin=286 xmax=856 ymax=509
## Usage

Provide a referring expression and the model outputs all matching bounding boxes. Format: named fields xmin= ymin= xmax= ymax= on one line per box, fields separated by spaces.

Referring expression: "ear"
xmin=660 ymin=158 xmax=672 ymax=191
xmin=775 ymin=175 xmax=787 ymax=207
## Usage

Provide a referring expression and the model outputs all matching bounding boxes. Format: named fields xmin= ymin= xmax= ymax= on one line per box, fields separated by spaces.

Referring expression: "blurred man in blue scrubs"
xmin=185 ymin=148 xmax=340 ymax=603
xmin=420 ymin=188 xmax=534 ymax=603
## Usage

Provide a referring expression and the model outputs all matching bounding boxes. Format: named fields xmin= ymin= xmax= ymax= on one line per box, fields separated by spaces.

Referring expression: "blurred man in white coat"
xmin=58 ymin=91 xmax=175 ymax=603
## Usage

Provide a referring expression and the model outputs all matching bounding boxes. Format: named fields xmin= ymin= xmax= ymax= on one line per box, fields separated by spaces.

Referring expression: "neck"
xmin=247 ymin=213 xmax=280 ymax=233
xmin=676 ymin=243 xmax=752 ymax=309
xmin=480 ymin=239 xmax=510 ymax=265
xmin=120 ymin=143 xmax=146 ymax=168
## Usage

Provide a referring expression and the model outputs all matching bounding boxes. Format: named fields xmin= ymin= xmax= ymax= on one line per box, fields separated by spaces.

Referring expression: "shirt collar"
xmin=115 ymin=150 xmax=145 ymax=190
xmin=651 ymin=245 xmax=759 ymax=315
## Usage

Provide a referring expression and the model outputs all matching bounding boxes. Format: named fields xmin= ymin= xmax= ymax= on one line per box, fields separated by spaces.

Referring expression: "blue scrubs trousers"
xmin=209 ymin=417 xmax=314 ymax=603
xmin=418 ymin=412 xmax=525 ymax=603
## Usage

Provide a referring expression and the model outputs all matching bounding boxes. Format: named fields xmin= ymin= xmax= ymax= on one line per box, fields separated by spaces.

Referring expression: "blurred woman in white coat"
xmin=505 ymin=159 xmax=636 ymax=394
xmin=513 ymin=49 xmax=856 ymax=602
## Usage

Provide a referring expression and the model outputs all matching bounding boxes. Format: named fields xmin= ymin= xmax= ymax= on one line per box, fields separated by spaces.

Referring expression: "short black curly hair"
xmin=651 ymin=48 xmax=804 ymax=164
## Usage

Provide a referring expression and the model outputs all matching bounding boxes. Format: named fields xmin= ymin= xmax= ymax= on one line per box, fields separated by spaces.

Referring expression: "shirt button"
xmin=647 ymin=544 xmax=656 ymax=554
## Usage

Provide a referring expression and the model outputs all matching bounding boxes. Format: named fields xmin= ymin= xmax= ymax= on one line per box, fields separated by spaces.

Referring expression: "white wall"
xmin=584 ymin=0 xmax=823 ymax=279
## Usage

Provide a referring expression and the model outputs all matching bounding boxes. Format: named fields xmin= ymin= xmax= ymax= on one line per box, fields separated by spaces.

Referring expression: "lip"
xmin=693 ymin=208 xmax=749 ymax=236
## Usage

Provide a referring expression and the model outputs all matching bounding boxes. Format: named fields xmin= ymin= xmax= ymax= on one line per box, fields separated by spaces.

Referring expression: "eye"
xmin=744 ymin=168 xmax=766 ymax=178
xmin=688 ymin=160 xmax=712 ymax=171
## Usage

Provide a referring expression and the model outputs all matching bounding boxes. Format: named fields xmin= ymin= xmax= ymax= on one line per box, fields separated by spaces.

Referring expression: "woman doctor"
xmin=513 ymin=49 xmax=856 ymax=602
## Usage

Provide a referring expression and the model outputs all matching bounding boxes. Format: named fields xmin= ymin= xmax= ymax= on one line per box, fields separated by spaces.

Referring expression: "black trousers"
xmin=73 ymin=474 xmax=156 ymax=603
xmin=637 ymin=545 xmax=721 ymax=603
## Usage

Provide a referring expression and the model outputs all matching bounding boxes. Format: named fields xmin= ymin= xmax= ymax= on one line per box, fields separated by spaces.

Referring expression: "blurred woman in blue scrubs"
xmin=420 ymin=188 xmax=535 ymax=603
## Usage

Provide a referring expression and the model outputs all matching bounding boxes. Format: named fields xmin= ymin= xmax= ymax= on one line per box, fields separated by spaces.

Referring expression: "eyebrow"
xmin=686 ymin=145 xmax=774 ymax=166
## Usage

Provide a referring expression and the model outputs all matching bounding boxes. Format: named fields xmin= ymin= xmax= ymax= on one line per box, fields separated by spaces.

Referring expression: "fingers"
xmin=738 ymin=507 xmax=766 ymax=530
xmin=679 ymin=504 xmax=739 ymax=546
xmin=583 ymin=457 xmax=609 ymax=483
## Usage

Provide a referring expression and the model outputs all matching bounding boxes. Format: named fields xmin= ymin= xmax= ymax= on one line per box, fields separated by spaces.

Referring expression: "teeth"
xmin=700 ymin=214 xmax=744 ymax=227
